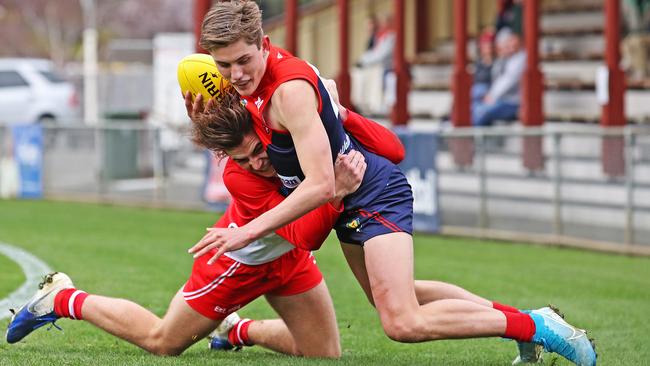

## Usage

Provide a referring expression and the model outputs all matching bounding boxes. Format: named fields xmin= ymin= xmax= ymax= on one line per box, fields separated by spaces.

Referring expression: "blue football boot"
xmin=529 ymin=306 xmax=597 ymax=366
xmin=208 ymin=312 xmax=243 ymax=351
xmin=512 ymin=306 xmax=566 ymax=364
xmin=6 ymin=272 xmax=74 ymax=344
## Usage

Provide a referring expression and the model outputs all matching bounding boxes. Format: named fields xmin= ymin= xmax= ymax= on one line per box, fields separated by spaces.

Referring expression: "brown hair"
xmin=199 ymin=0 xmax=264 ymax=51
xmin=190 ymin=91 xmax=253 ymax=158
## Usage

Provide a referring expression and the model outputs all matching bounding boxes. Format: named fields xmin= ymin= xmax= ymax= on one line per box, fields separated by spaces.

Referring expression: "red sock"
xmin=53 ymin=288 xmax=89 ymax=320
xmin=493 ymin=301 xmax=521 ymax=313
xmin=502 ymin=311 xmax=536 ymax=342
xmin=227 ymin=319 xmax=254 ymax=346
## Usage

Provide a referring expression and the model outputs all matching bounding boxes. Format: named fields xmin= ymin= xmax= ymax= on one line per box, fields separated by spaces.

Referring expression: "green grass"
xmin=0 ymin=252 xmax=23 ymax=299
xmin=1 ymin=200 xmax=649 ymax=365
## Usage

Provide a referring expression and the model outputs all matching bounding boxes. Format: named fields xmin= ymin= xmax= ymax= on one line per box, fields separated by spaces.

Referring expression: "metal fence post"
xmin=624 ymin=127 xmax=635 ymax=245
xmin=552 ymin=131 xmax=563 ymax=237
xmin=477 ymin=130 xmax=488 ymax=231
xmin=95 ymin=123 xmax=106 ymax=196
xmin=152 ymin=127 xmax=164 ymax=202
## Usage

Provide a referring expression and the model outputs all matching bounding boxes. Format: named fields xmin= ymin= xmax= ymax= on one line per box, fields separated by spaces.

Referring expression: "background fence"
xmin=1 ymin=122 xmax=649 ymax=251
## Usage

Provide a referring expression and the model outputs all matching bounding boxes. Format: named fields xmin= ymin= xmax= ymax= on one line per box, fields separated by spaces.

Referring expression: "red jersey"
xmin=214 ymin=159 xmax=341 ymax=264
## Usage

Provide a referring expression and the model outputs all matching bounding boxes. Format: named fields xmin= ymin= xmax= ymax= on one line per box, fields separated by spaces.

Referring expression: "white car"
xmin=0 ymin=58 xmax=79 ymax=125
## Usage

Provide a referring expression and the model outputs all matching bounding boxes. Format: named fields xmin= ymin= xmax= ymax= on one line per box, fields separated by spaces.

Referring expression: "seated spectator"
xmin=621 ymin=0 xmax=650 ymax=80
xmin=472 ymin=28 xmax=496 ymax=102
xmin=472 ymin=27 xmax=526 ymax=127
xmin=351 ymin=14 xmax=396 ymax=115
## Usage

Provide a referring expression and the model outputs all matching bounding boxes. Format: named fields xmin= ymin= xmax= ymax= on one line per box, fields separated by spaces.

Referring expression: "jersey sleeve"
xmin=342 ymin=110 xmax=405 ymax=164
xmin=220 ymin=161 xmax=341 ymax=250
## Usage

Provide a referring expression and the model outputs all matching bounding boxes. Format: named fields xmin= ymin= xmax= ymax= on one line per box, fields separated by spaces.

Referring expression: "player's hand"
xmin=188 ymin=225 xmax=254 ymax=264
xmin=334 ymin=149 xmax=366 ymax=198
xmin=183 ymin=91 xmax=216 ymax=122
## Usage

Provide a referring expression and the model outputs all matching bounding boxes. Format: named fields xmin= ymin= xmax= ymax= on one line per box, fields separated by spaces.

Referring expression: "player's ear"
xmin=262 ymin=35 xmax=270 ymax=52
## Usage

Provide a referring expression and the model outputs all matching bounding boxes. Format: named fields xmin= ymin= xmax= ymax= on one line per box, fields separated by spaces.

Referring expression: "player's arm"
xmin=189 ymin=81 xmax=341 ymax=263
xmin=227 ymin=173 xmax=340 ymax=251
xmin=197 ymin=151 xmax=364 ymax=253
xmin=274 ymin=150 xmax=366 ymax=250
xmin=244 ymin=79 xmax=336 ymax=237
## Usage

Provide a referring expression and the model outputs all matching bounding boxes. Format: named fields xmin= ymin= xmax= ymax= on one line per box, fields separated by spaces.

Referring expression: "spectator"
xmin=621 ymin=0 xmax=650 ymax=80
xmin=351 ymin=14 xmax=396 ymax=115
xmin=472 ymin=27 xmax=526 ymax=127
xmin=472 ymin=28 xmax=496 ymax=102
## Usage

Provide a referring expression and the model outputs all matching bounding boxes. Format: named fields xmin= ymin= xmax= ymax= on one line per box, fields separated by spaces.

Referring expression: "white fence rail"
xmin=1 ymin=122 xmax=649 ymax=251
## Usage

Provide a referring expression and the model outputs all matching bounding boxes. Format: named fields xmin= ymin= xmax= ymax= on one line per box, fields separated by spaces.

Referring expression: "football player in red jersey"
xmin=5 ymin=106 xmax=369 ymax=358
xmin=184 ymin=2 xmax=597 ymax=366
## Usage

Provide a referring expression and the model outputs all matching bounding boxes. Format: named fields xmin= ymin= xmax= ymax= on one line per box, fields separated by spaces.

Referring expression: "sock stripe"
xmin=68 ymin=290 xmax=84 ymax=319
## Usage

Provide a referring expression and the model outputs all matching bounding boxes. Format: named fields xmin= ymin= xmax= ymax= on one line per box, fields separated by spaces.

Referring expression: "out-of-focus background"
xmin=1 ymin=0 xmax=650 ymax=252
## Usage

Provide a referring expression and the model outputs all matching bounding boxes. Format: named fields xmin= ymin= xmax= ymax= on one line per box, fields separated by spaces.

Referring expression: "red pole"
xmin=521 ymin=0 xmax=544 ymax=171
xmin=337 ymin=0 xmax=351 ymax=108
xmin=390 ymin=0 xmax=409 ymax=125
xmin=602 ymin=0 xmax=626 ymax=177
xmin=602 ymin=0 xmax=625 ymax=127
xmin=449 ymin=0 xmax=474 ymax=167
xmin=285 ymin=0 xmax=299 ymax=55
xmin=194 ymin=0 xmax=212 ymax=53
xmin=451 ymin=0 xmax=471 ymax=127
xmin=521 ymin=0 xmax=543 ymax=126
xmin=415 ymin=0 xmax=429 ymax=53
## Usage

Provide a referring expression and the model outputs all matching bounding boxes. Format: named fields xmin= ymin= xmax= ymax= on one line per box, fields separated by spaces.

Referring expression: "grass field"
xmin=1 ymin=200 xmax=649 ymax=365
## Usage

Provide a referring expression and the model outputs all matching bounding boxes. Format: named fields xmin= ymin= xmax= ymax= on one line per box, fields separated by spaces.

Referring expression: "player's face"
xmin=211 ymin=38 xmax=268 ymax=96
xmin=226 ymin=132 xmax=275 ymax=177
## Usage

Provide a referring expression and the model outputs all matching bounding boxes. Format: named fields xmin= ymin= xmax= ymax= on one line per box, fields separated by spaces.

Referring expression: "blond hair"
xmin=200 ymin=0 xmax=264 ymax=51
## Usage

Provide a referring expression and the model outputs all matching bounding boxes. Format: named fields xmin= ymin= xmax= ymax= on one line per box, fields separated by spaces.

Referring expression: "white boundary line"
xmin=0 ymin=242 xmax=52 ymax=320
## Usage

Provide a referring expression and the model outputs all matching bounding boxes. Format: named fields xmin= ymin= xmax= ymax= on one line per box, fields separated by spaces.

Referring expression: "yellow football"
xmin=177 ymin=53 xmax=232 ymax=103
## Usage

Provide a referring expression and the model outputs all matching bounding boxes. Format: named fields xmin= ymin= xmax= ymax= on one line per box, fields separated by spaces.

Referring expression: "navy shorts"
xmin=335 ymin=166 xmax=413 ymax=245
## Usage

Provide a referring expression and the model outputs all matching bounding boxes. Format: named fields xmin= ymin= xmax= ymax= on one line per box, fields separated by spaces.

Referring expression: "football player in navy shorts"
xmin=186 ymin=2 xmax=597 ymax=366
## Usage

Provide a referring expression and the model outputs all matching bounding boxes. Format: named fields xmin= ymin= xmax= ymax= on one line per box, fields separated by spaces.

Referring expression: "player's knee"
xmin=294 ymin=337 xmax=341 ymax=359
xmin=146 ymin=328 xmax=185 ymax=356
xmin=380 ymin=314 xmax=424 ymax=343
xmin=298 ymin=345 xmax=341 ymax=359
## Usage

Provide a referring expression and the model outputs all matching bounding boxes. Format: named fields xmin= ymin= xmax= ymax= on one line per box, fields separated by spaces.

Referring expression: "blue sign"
xmin=394 ymin=128 xmax=439 ymax=233
xmin=12 ymin=124 xmax=43 ymax=199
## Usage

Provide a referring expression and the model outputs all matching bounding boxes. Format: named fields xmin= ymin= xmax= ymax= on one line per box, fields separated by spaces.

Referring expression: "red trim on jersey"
xmin=219 ymin=159 xmax=341 ymax=250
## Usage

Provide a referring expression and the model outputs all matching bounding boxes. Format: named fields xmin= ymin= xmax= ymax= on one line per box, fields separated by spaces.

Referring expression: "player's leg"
xmin=339 ymin=243 xmax=374 ymax=305
xmin=262 ymin=280 xmax=340 ymax=358
xmin=362 ymin=232 xmax=510 ymax=342
xmin=83 ymin=289 xmax=218 ymax=355
xmin=209 ymin=250 xmax=340 ymax=358
xmin=5 ymin=272 xmax=218 ymax=355
xmin=340 ymin=242 xmax=505 ymax=308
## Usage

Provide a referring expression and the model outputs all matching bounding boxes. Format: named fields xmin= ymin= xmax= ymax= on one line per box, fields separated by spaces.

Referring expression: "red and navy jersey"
xmin=241 ymin=43 xmax=395 ymax=209
xmin=214 ymin=159 xmax=341 ymax=252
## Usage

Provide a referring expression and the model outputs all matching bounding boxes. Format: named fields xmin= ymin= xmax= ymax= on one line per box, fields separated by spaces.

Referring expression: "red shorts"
xmin=183 ymin=248 xmax=322 ymax=321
